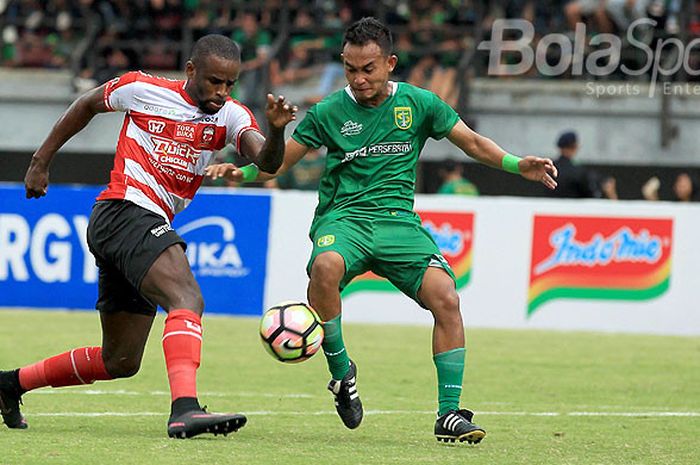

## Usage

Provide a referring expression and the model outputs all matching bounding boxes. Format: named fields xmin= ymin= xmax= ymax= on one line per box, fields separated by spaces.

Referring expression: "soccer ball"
xmin=259 ymin=301 xmax=324 ymax=363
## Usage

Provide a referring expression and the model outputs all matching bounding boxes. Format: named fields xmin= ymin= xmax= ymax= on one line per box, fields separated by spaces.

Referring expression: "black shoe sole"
xmin=168 ymin=414 xmax=247 ymax=439
xmin=436 ymin=429 xmax=486 ymax=444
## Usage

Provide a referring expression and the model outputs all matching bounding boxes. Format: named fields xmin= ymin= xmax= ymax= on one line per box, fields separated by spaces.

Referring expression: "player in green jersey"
xmin=207 ymin=17 xmax=558 ymax=444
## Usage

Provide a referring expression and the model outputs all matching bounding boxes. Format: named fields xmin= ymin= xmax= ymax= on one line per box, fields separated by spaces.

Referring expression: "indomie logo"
xmin=535 ymin=224 xmax=663 ymax=275
xmin=342 ymin=211 xmax=474 ymax=296
xmin=527 ymin=215 xmax=673 ymax=316
xmin=423 ymin=221 xmax=464 ymax=256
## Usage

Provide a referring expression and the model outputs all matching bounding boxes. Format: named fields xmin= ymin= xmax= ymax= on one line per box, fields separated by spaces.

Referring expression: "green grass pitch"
xmin=0 ymin=309 xmax=698 ymax=465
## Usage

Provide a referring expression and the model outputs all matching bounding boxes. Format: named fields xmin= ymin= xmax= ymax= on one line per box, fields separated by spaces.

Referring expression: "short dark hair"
xmin=343 ymin=17 xmax=393 ymax=55
xmin=557 ymin=130 xmax=578 ymax=149
xmin=190 ymin=34 xmax=240 ymax=67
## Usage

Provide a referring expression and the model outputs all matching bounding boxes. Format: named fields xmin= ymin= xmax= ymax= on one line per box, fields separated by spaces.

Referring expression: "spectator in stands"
xmin=270 ymin=10 xmax=321 ymax=87
xmin=15 ymin=32 xmax=54 ymax=67
xmin=641 ymin=175 xmax=661 ymax=200
xmin=672 ymin=172 xmax=699 ymax=202
xmin=547 ymin=130 xmax=601 ymax=198
xmin=691 ymin=1 xmax=700 ymax=36
xmin=269 ymin=8 xmax=349 ymax=105
xmin=149 ymin=0 xmax=183 ymax=41
xmin=142 ymin=36 xmax=178 ymax=69
xmin=565 ymin=0 xmax=653 ymax=33
xmin=231 ymin=10 xmax=273 ymax=111
xmin=93 ymin=47 xmax=130 ymax=84
xmin=565 ymin=0 xmax=614 ymax=33
xmin=301 ymin=7 xmax=351 ymax=105
xmin=612 ymin=0 xmax=652 ymax=30
xmin=437 ymin=159 xmax=479 ymax=196
xmin=187 ymin=0 xmax=233 ymax=34
xmin=393 ymin=31 xmax=415 ymax=81
xmin=642 ymin=172 xmax=698 ymax=201
xmin=600 ymin=175 xmax=619 ymax=200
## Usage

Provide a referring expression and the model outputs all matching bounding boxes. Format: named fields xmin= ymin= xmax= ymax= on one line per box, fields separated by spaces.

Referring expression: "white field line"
xmin=32 ymin=390 xmax=314 ymax=399
xmin=28 ymin=410 xmax=700 ymax=418
xmin=30 ymin=390 xmax=695 ymax=413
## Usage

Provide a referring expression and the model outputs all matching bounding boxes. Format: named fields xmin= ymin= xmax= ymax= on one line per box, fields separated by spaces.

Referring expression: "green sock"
xmin=434 ymin=347 xmax=465 ymax=416
xmin=321 ymin=314 xmax=350 ymax=380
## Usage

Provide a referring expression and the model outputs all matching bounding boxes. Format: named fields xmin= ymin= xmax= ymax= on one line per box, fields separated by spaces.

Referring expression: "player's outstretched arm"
xmin=206 ymin=138 xmax=310 ymax=184
xmin=447 ymin=120 xmax=558 ymax=190
xmin=240 ymin=93 xmax=298 ymax=174
xmin=25 ymin=84 xmax=110 ymax=199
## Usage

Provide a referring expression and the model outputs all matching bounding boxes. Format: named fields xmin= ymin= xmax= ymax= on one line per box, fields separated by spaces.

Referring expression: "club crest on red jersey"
xmin=201 ymin=125 xmax=216 ymax=147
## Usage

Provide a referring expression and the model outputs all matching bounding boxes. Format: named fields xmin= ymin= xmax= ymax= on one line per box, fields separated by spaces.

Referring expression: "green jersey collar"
xmin=344 ymin=81 xmax=398 ymax=108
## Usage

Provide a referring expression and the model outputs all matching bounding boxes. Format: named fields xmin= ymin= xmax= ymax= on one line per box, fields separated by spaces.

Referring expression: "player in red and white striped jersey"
xmin=97 ymin=68 xmax=268 ymax=221
xmin=3 ymin=35 xmax=297 ymax=439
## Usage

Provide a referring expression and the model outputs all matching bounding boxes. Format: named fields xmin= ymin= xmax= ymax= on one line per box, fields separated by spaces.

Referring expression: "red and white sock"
xmin=18 ymin=347 xmax=112 ymax=391
xmin=162 ymin=309 xmax=202 ymax=402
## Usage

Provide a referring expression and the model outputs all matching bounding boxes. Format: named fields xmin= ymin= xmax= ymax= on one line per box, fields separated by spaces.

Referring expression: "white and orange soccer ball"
xmin=259 ymin=302 xmax=324 ymax=363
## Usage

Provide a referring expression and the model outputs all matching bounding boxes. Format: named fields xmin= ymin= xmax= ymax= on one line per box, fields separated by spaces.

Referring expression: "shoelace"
xmin=329 ymin=380 xmax=349 ymax=404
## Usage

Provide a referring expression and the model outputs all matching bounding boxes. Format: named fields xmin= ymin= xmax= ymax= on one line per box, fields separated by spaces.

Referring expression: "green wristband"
xmin=239 ymin=164 xmax=260 ymax=182
xmin=501 ymin=153 xmax=521 ymax=174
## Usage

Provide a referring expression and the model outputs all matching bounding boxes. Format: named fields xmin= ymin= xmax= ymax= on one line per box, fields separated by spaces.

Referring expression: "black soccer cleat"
xmin=167 ymin=409 xmax=247 ymax=439
xmin=434 ymin=409 xmax=486 ymax=444
xmin=0 ymin=370 xmax=27 ymax=430
xmin=327 ymin=360 xmax=363 ymax=429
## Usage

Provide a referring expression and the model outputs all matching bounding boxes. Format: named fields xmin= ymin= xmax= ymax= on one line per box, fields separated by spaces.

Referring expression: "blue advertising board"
xmin=172 ymin=189 xmax=271 ymax=315
xmin=0 ymin=184 xmax=270 ymax=315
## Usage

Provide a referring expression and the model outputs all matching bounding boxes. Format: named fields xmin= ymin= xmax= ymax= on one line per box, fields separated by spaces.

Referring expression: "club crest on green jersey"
xmin=317 ymin=234 xmax=335 ymax=247
xmin=394 ymin=107 xmax=412 ymax=130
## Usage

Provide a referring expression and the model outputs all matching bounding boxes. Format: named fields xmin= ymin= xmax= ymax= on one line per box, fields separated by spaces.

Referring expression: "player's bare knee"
xmin=183 ymin=290 xmax=204 ymax=314
xmin=310 ymin=254 xmax=344 ymax=288
xmin=428 ymin=290 xmax=461 ymax=320
xmin=103 ymin=355 xmax=141 ymax=379
xmin=165 ymin=283 xmax=204 ymax=314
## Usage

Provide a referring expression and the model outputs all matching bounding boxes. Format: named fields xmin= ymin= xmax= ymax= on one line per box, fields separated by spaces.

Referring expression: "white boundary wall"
xmin=265 ymin=192 xmax=700 ymax=336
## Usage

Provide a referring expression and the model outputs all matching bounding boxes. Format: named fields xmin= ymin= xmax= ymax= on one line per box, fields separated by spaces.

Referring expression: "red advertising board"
xmin=528 ymin=215 xmax=673 ymax=315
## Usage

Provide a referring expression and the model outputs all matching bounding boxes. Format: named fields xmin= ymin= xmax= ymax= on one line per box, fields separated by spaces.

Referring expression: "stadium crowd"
xmin=2 ymin=1 xmax=696 ymax=95
xmin=1 ymin=0 xmax=697 ymax=200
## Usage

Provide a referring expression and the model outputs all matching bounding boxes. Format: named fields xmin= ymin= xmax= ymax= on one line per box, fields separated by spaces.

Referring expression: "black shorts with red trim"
xmin=87 ymin=200 xmax=185 ymax=316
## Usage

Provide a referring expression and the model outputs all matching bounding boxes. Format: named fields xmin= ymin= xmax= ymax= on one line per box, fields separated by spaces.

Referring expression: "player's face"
xmin=185 ymin=55 xmax=240 ymax=114
xmin=342 ymin=42 xmax=397 ymax=106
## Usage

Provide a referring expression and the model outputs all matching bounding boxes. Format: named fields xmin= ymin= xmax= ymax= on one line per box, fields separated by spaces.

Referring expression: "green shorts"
xmin=307 ymin=213 xmax=455 ymax=304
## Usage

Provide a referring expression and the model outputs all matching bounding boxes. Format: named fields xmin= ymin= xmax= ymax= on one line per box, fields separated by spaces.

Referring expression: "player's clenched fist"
xmin=24 ymin=155 xmax=49 ymax=199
